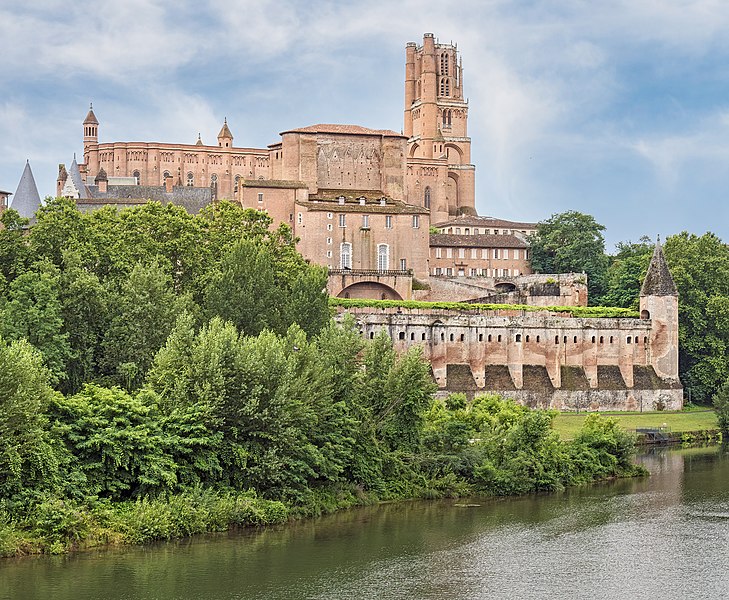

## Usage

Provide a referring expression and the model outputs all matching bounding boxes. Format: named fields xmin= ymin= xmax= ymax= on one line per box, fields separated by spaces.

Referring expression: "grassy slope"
xmin=552 ymin=410 xmax=718 ymax=440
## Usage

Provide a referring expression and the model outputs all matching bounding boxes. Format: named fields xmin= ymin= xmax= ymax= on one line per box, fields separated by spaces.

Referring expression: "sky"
xmin=1 ymin=0 xmax=728 ymax=250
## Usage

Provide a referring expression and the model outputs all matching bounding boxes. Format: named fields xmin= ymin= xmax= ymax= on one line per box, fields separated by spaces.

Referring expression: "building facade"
xmin=342 ymin=244 xmax=682 ymax=410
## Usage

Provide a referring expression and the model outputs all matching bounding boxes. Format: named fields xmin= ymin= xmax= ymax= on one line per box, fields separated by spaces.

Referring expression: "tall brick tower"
xmin=83 ymin=104 xmax=100 ymax=176
xmin=404 ymin=33 xmax=476 ymax=223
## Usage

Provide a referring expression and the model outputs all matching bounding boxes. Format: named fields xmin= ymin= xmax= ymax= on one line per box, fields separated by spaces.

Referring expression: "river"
xmin=2 ymin=446 xmax=727 ymax=600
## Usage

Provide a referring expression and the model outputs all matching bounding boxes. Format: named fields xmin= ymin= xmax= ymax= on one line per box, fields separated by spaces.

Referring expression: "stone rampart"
xmin=341 ymin=306 xmax=682 ymax=411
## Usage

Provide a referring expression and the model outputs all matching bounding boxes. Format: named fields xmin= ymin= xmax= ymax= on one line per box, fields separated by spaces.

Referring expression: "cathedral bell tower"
xmin=404 ymin=34 xmax=476 ymax=222
xmin=83 ymin=103 xmax=100 ymax=175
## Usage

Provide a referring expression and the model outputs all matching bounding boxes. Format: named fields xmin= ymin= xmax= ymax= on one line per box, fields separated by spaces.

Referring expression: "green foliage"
xmin=600 ymin=238 xmax=653 ymax=308
xmin=50 ymin=385 xmax=177 ymax=499
xmin=713 ymin=381 xmax=729 ymax=437
xmin=0 ymin=260 xmax=71 ymax=384
xmin=329 ymin=297 xmax=638 ymax=318
xmin=101 ymin=262 xmax=191 ymax=390
xmin=529 ymin=211 xmax=609 ymax=302
xmin=664 ymin=232 xmax=729 ymax=403
xmin=0 ymin=338 xmax=66 ymax=501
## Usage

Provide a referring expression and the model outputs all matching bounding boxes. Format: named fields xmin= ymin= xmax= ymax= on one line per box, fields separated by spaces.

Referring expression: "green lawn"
xmin=552 ymin=410 xmax=718 ymax=440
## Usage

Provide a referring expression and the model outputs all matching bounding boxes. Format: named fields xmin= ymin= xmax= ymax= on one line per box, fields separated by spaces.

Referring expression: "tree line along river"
xmin=2 ymin=445 xmax=727 ymax=600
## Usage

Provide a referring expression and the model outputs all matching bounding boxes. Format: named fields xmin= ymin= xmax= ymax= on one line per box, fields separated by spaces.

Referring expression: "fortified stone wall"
xmin=339 ymin=306 xmax=682 ymax=411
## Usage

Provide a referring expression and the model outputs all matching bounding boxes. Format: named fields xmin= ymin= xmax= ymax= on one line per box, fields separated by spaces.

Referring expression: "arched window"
xmin=186 ymin=172 xmax=194 ymax=187
xmin=377 ymin=244 xmax=389 ymax=271
xmin=440 ymin=78 xmax=450 ymax=97
xmin=163 ymin=170 xmax=171 ymax=179
xmin=234 ymin=174 xmax=241 ymax=193
xmin=132 ymin=170 xmax=140 ymax=185
xmin=340 ymin=242 xmax=352 ymax=269
xmin=442 ymin=109 xmax=452 ymax=127
xmin=440 ymin=53 xmax=449 ymax=75
xmin=424 ymin=186 xmax=431 ymax=209
xmin=211 ymin=173 xmax=218 ymax=186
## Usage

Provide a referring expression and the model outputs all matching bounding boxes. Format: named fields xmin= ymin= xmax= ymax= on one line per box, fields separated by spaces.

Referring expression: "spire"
xmin=11 ymin=160 xmax=42 ymax=219
xmin=84 ymin=103 xmax=99 ymax=125
xmin=196 ymin=133 xmax=204 ymax=146
xmin=641 ymin=240 xmax=677 ymax=296
xmin=62 ymin=157 xmax=90 ymax=200
xmin=217 ymin=118 xmax=233 ymax=147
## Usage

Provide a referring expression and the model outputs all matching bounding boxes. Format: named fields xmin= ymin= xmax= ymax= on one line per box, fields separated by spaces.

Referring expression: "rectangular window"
xmin=482 ymin=249 xmax=488 ymax=259
xmin=446 ymin=267 xmax=453 ymax=276
xmin=339 ymin=214 xmax=346 ymax=228
xmin=435 ymin=267 xmax=442 ymax=275
xmin=385 ymin=215 xmax=392 ymax=229
xmin=513 ymin=249 xmax=519 ymax=260
xmin=493 ymin=249 xmax=500 ymax=259
xmin=503 ymin=249 xmax=509 ymax=260
xmin=362 ymin=214 xmax=370 ymax=229
xmin=458 ymin=248 xmax=465 ymax=259
xmin=470 ymin=268 xmax=477 ymax=276
xmin=327 ymin=223 xmax=333 ymax=231
xmin=327 ymin=212 xmax=333 ymax=219
xmin=435 ymin=247 xmax=442 ymax=258
xmin=446 ymin=248 xmax=453 ymax=258
xmin=471 ymin=248 xmax=477 ymax=259
xmin=514 ymin=269 xmax=520 ymax=276
xmin=326 ymin=237 xmax=332 ymax=245
xmin=326 ymin=250 xmax=332 ymax=258
xmin=400 ymin=258 xmax=407 ymax=271
xmin=297 ymin=213 xmax=303 ymax=224
xmin=257 ymin=193 xmax=263 ymax=203
xmin=412 ymin=215 xmax=420 ymax=228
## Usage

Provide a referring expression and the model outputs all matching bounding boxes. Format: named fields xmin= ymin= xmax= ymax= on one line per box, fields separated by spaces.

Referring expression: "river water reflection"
xmin=2 ymin=446 xmax=728 ymax=600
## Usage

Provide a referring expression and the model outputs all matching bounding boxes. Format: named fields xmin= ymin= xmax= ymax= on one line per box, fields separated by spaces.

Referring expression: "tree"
xmin=663 ymin=232 xmax=729 ymax=404
xmin=0 ymin=260 xmax=71 ymax=385
xmin=0 ymin=337 xmax=65 ymax=500
xmin=0 ymin=209 xmax=31 ymax=285
xmin=712 ymin=381 xmax=729 ymax=437
xmin=50 ymin=385 xmax=177 ymax=499
xmin=600 ymin=238 xmax=653 ymax=308
xmin=101 ymin=262 xmax=191 ymax=390
xmin=529 ymin=211 xmax=609 ymax=302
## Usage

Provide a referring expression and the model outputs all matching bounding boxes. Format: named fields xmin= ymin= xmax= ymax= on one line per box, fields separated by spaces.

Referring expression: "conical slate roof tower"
xmin=11 ymin=160 xmax=41 ymax=219
xmin=640 ymin=240 xmax=677 ymax=297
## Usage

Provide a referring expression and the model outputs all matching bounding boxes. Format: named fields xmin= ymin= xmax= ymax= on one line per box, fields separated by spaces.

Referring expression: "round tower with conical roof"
xmin=639 ymin=240 xmax=680 ymax=388
xmin=217 ymin=118 xmax=233 ymax=148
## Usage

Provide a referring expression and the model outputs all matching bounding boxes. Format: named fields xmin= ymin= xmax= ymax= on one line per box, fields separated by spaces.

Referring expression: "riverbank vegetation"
xmin=0 ymin=200 xmax=645 ymax=557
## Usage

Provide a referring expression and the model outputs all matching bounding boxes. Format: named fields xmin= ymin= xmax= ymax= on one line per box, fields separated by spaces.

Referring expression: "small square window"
xmin=257 ymin=192 xmax=263 ymax=203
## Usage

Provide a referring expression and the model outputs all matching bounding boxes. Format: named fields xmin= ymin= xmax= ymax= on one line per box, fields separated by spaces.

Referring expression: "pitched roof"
xmin=430 ymin=233 xmax=529 ymax=249
xmin=84 ymin=104 xmax=99 ymax=125
xmin=68 ymin=158 xmax=90 ymax=199
xmin=81 ymin=185 xmax=212 ymax=215
xmin=434 ymin=214 xmax=537 ymax=230
xmin=10 ymin=161 xmax=42 ymax=219
xmin=280 ymin=123 xmax=404 ymax=137
xmin=640 ymin=241 xmax=678 ymax=296
xmin=217 ymin=119 xmax=233 ymax=140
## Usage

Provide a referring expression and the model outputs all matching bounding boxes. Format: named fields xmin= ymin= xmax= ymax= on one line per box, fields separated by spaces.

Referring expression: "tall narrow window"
xmin=412 ymin=215 xmax=420 ymax=228
xmin=440 ymin=53 xmax=449 ymax=75
xmin=257 ymin=192 xmax=263 ymax=203
xmin=424 ymin=186 xmax=431 ymax=209
xmin=400 ymin=258 xmax=407 ymax=271
xmin=385 ymin=215 xmax=393 ymax=229
xmin=339 ymin=214 xmax=346 ymax=228
xmin=133 ymin=170 xmax=141 ymax=184
xmin=340 ymin=242 xmax=352 ymax=269
xmin=234 ymin=174 xmax=241 ymax=192
xmin=362 ymin=214 xmax=370 ymax=229
xmin=377 ymin=244 xmax=389 ymax=271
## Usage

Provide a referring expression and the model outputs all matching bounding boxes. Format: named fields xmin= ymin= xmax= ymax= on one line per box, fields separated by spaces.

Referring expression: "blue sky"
xmin=1 ymin=0 xmax=728 ymax=250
